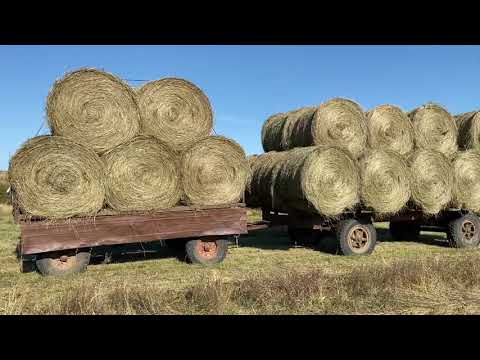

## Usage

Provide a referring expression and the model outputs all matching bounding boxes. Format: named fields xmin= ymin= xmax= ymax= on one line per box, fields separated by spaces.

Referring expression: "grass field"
xmin=2 ymin=206 xmax=480 ymax=314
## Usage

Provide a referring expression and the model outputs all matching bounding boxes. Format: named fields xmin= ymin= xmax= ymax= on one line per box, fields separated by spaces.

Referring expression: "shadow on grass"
xmin=376 ymin=226 xmax=449 ymax=247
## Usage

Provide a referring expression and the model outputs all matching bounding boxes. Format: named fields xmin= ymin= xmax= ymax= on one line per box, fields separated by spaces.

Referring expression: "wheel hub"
xmin=461 ymin=220 xmax=476 ymax=243
xmin=347 ymin=226 xmax=370 ymax=253
xmin=196 ymin=240 xmax=219 ymax=259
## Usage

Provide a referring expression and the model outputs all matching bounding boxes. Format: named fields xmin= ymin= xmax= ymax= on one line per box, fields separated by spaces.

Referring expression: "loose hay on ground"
xmin=408 ymin=103 xmax=457 ymax=157
xmin=180 ymin=136 xmax=249 ymax=206
xmin=8 ymin=136 xmax=105 ymax=219
xmin=137 ymin=78 xmax=213 ymax=150
xmin=359 ymin=149 xmax=411 ymax=214
xmin=407 ymin=149 xmax=453 ymax=215
xmin=365 ymin=104 xmax=414 ymax=156
xmin=456 ymin=111 xmax=480 ymax=151
xmin=47 ymin=68 xmax=140 ymax=154
xmin=249 ymin=146 xmax=360 ymax=216
xmin=452 ymin=150 xmax=480 ymax=212
xmin=102 ymin=136 xmax=181 ymax=212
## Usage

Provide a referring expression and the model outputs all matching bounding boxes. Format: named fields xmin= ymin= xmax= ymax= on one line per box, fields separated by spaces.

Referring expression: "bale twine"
xmin=8 ymin=136 xmax=105 ymax=219
xmin=102 ymin=136 xmax=181 ymax=212
xmin=408 ymin=103 xmax=457 ymax=157
xmin=261 ymin=112 xmax=288 ymax=152
xmin=137 ymin=78 xmax=213 ymax=150
xmin=359 ymin=149 xmax=411 ymax=214
xmin=181 ymin=136 xmax=249 ymax=206
xmin=250 ymin=147 xmax=360 ymax=216
xmin=47 ymin=68 xmax=140 ymax=154
xmin=452 ymin=150 xmax=480 ymax=212
xmin=455 ymin=111 xmax=480 ymax=151
xmin=365 ymin=104 xmax=414 ymax=155
xmin=407 ymin=149 xmax=453 ymax=214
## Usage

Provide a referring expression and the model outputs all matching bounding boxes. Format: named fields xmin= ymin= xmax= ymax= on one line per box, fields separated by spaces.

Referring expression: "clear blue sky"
xmin=1 ymin=45 xmax=480 ymax=170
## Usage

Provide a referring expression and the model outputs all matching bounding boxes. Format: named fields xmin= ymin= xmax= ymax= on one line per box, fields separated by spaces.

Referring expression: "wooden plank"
xmin=20 ymin=207 xmax=247 ymax=255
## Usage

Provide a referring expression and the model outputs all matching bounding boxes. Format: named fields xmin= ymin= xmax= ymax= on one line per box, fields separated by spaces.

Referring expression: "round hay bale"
xmin=181 ymin=136 xmax=249 ymax=206
xmin=261 ymin=112 xmax=288 ymax=152
xmin=8 ymin=136 xmax=105 ymax=219
xmin=47 ymin=68 xmax=140 ymax=154
xmin=250 ymin=147 xmax=360 ymax=216
xmin=407 ymin=149 xmax=453 ymax=214
xmin=452 ymin=150 xmax=480 ymax=212
xmin=137 ymin=78 xmax=213 ymax=149
xmin=102 ymin=136 xmax=181 ymax=212
xmin=359 ymin=149 xmax=411 ymax=214
xmin=365 ymin=104 xmax=414 ymax=155
xmin=261 ymin=98 xmax=368 ymax=158
xmin=245 ymin=154 xmax=259 ymax=207
xmin=311 ymin=98 xmax=368 ymax=158
xmin=408 ymin=103 xmax=457 ymax=157
xmin=455 ymin=111 xmax=480 ymax=151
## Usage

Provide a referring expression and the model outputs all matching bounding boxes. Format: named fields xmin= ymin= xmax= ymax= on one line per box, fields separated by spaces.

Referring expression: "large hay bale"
xmin=261 ymin=98 xmax=368 ymax=158
xmin=245 ymin=155 xmax=259 ymax=206
xmin=250 ymin=146 xmax=360 ymax=216
xmin=8 ymin=136 xmax=105 ymax=219
xmin=47 ymin=68 xmax=140 ymax=154
xmin=261 ymin=112 xmax=288 ymax=152
xmin=407 ymin=149 xmax=453 ymax=214
xmin=452 ymin=150 xmax=480 ymax=212
xmin=102 ymin=136 xmax=181 ymax=212
xmin=359 ymin=149 xmax=411 ymax=214
xmin=181 ymin=136 xmax=249 ymax=206
xmin=137 ymin=78 xmax=213 ymax=149
xmin=455 ymin=111 xmax=480 ymax=151
xmin=408 ymin=103 xmax=457 ymax=157
xmin=365 ymin=105 xmax=414 ymax=155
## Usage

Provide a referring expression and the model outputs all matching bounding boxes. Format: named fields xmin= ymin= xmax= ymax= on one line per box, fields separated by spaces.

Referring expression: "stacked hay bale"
xmin=9 ymin=68 xmax=249 ymax=219
xmin=251 ymin=99 xmax=465 ymax=217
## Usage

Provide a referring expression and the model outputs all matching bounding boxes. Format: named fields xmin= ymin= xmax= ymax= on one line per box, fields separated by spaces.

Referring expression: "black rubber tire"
xmin=164 ymin=239 xmax=187 ymax=251
xmin=447 ymin=213 xmax=480 ymax=249
xmin=288 ymin=226 xmax=314 ymax=246
xmin=185 ymin=238 xmax=228 ymax=265
xmin=336 ymin=219 xmax=376 ymax=256
xmin=389 ymin=221 xmax=420 ymax=242
xmin=35 ymin=250 xmax=91 ymax=276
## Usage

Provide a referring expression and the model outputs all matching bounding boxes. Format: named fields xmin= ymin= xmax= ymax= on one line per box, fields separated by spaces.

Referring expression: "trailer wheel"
xmin=336 ymin=219 xmax=376 ymax=256
xmin=35 ymin=250 xmax=91 ymax=276
xmin=389 ymin=221 xmax=420 ymax=242
xmin=447 ymin=213 xmax=480 ymax=249
xmin=185 ymin=238 xmax=228 ymax=265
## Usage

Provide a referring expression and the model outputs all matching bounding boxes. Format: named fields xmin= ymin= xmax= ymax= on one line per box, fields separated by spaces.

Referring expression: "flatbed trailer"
xmin=248 ymin=207 xmax=480 ymax=255
xmin=15 ymin=203 xmax=248 ymax=276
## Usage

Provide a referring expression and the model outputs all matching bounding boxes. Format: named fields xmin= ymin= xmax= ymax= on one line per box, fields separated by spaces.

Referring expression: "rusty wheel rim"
xmin=347 ymin=226 xmax=370 ymax=254
xmin=50 ymin=254 xmax=77 ymax=270
xmin=461 ymin=220 xmax=476 ymax=243
xmin=196 ymin=240 xmax=219 ymax=259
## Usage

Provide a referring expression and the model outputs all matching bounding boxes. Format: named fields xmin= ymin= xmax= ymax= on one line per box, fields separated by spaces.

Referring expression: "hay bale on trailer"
xmin=102 ymin=136 xmax=182 ymax=212
xmin=261 ymin=98 xmax=368 ymax=158
xmin=8 ymin=136 xmax=105 ymax=219
xmin=137 ymin=78 xmax=213 ymax=150
xmin=47 ymin=68 xmax=140 ymax=154
xmin=261 ymin=112 xmax=288 ymax=152
xmin=408 ymin=103 xmax=457 ymax=157
xmin=407 ymin=149 xmax=454 ymax=215
xmin=249 ymin=146 xmax=360 ymax=217
xmin=365 ymin=104 xmax=414 ymax=156
xmin=455 ymin=111 xmax=480 ymax=151
xmin=359 ymin=149 xmax=411 ymax=214
xmin=452 ymin=150 xmax=480 ymax=212
xmin=180 ymin=136 xmax=249 ymax=206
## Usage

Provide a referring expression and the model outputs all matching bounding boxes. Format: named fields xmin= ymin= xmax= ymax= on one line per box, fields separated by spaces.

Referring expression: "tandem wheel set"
xmin=14 ymin=203 xmax=480 ymax=276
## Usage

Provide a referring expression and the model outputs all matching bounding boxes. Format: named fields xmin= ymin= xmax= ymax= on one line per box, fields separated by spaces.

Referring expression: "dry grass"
xmin=2 ymin=206 xmax=480 ymax=314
